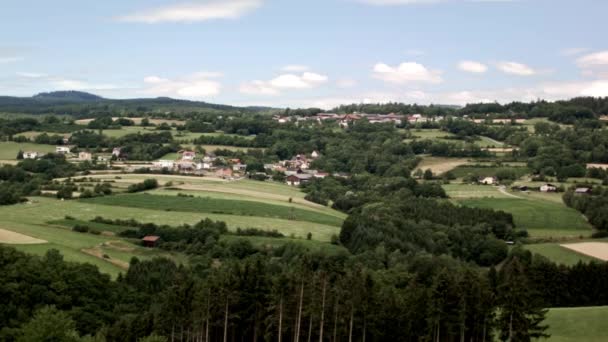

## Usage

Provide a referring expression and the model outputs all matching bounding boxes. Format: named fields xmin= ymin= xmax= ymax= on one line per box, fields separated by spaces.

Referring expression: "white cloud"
xmin=496 ymin=61 xmax=537 ymax=76
xmin=51 ymin=79 xmax=120 ymax=91
xmin=358 ymin=0 xmax=516 ymax=5
xmin=458 ymin=60 xmax=488 ymax=73
xmin=372 ymin=62 xmax=442 ymax=84
xmin=142 ymin=72 xmax=222 ymax=98
xmin=577 ymin=51 xmax=608 ymax=68
xmin=358 ymin=0 xmax=444 ymax=5
xmin=118 ymin=0 xmax=262 ymax=23
xmin=0 ymin=57 xmax=22 ymax=64
xmin=281 ymin=65 xmax=309 ymax=72
xmin=16 ymin=72 xmax=47 ymax=78
xmin=561 ymin=47 xmax=589 ymax=56
xmin=336 ymin=79 xmax=358 ymax=88
xmin=240 ymin=71 xmax=328 ymax=96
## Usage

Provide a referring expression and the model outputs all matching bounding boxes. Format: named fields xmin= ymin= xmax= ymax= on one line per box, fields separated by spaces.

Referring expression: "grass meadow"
xmin=80 ymin=193 xmax=344 ymax=227
xmin=525 ymin=243 xmax=598 ymax=266
xmin=0 ymin=142 xmax=57 ymax=159
xmin=539 ymin=306 xmax=608 ymax=342
xmin=457 ymin=197 xmax=592 ymax=238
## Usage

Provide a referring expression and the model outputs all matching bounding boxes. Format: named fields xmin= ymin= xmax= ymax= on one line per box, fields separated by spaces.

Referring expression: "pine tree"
xmin=497 ymin=258 xmax=549 ymax=342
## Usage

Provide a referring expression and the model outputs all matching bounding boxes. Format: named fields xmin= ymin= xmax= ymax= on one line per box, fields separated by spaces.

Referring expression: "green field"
xmin=539 ymin=306 xmax=608 ymax=342
xmin=474 ymin=136 xmax=505 ymax=147
xmin=443 ymin=183 xmax=513 ymax=199
xmin=450 ymin=165 xmax=530 ymax=179
xmin=80 ymin=193 xmax=344 ymax=227
xmin=0 ymin=142 xmax=57 ymax=159
xmin=525 ymin=243 xmax=597 ymax=265
xmin=410 ymin=129 xmax=454 ymax=140
xmin=457 ymin=197 xmax=592 ymax=237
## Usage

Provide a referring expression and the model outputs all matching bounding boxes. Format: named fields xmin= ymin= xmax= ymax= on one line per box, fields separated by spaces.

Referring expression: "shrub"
xmin=72 ymin=225 xmax=89 ymax=233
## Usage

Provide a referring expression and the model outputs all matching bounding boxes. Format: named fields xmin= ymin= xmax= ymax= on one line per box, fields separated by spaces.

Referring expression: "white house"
xmin=56 ymin=146 xmax=71 ymax=154
xmin=480 ymin=177 xmax=496 ymax=185
xmin=79 ymin=152 xmax=92 ymax=161
xmin=23 ymin=151 xmax=39 ymax=159
xmin=232 ymin=164 xmax=247 ymax=172
xmin=540 ymin=184 xmax=557 ymax=192
xmin=112 ymin=147 xmax=122 ymax=157
xmin=154 ymin=160 xmax=175 ymax=169
xmin=311 ymin=151 xmax=320 ymax=159
xmin=181 ymin=151 xmax=196 ymax=161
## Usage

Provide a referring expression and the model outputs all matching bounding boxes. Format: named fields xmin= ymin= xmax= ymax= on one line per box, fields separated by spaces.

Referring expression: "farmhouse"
xmin=78 ymin=152 xmax=92 ymax=161
xmin=112 ymin=147 xmax=122 ymax=157
xmin=575 ymin=187 xmax=592 ymax=194
xmin=540 ymin=184 xmax=557 ymax=192
xmin=286 ymin=174 xmax=313 ymax=186
xmin=56 ymin=146 xmax=71 ymax=154
xmin=232 ymin=163 xmax=247 ymax=172
xmin=480 ymin=177 xmax=497 ymax=185
xmin=23 ymin=151 xmax=39 ymax=159
xmin=142 ymin=236 xmax=160 ymax=248
xmin=154 ymin=160 xmax=175 ymax=169
xmin=181 ymin=151 xmax=196 ymax=161
xmin=216 ymin=168 xmax=233 ymax=179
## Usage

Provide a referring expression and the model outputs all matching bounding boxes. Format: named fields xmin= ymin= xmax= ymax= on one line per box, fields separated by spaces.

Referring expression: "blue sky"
xmin=1 ymin=0 xmax=607 ymax=108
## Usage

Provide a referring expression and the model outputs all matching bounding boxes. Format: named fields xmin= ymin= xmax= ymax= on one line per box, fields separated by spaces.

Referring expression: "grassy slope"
xmin=525 ymin=243 xmax=597 ymax=266
xmin=443 ymin=184 xmax=513 ymax=199
xmin=458 ymin=197 xmax=591 ymax=237
xmin=450 ymin=165 xmax=530 ymax=179
xmin=80 ymin=193 xmax=344 ymax=227
xmin=539 ymin=306 xmax=608 ymax=342
xmin=0 ymin=142 xmax=57 ymax=159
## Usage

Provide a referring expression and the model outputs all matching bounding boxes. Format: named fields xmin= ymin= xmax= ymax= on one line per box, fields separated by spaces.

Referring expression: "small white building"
xmin=232 ymin=164 xmax=247 ymax=172
xmin=311 ymin=151 xmax=320 ymax=159
xmin=79 ymin=152 xmax=92 ymax=161
xmin=154 ymin=160 xmax=175 ymax=169
xmin=540 ymin=184 xmax=557 ymax=192
xmin=112 ymin=147 xmax=122 ymax=157
xmin=480 ymin=177 xmax=496 ymax=185
xmin=56 ymin=146 xmax=71 ymax=154
xmin=181 ymin=151 xmax=196 ymax=161
xmin=23 ymin=151 xmax=39 ymax=159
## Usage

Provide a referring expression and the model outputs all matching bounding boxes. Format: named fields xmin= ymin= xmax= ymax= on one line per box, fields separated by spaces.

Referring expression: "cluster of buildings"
xmin=151 ymin=151 xmax=247 ymax=179
xmin=22 ymin=145 xmax=118 ymax=163
xmin=274 ymin=113 xmax=443 ymax=127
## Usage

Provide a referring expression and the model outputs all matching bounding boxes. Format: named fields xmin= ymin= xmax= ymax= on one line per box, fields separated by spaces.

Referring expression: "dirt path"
xmin=561 ymin=242 xmax=608 ymax=261
xmin=81 ymin=245 xmax=130 ymax=270
xmin=0 ymin=228 xmax=47 ymax=244
xmin=497 ymin=186 xmax=523 ymax=199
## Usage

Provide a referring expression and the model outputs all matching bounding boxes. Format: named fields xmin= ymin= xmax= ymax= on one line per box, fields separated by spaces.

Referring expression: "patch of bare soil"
xmin=561 ymin=242 xmax=608 ymax=261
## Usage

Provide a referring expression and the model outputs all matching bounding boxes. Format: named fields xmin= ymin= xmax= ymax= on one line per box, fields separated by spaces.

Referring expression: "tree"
xmin=17 ymin=306 xmax=80 ymax=342
xmin=497 ymin=258 xmax=549 ymax=342
xmin=423 ymin=169 xmax=434 ymax=180
xmin=138 ymin=335 xmax=168 ymax=342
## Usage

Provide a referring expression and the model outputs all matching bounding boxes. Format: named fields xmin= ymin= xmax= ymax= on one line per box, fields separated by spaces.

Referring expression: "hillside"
xmin=0 ymin=91 xmax=278 ymax=117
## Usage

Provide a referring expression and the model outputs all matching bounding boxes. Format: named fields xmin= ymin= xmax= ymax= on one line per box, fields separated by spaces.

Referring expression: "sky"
xmin=1 ymin=0 xmax=607 ymax=109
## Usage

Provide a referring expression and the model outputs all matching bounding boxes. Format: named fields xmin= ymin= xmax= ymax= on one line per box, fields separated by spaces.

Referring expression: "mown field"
xmin=0 ymin=142 xmax=56 ymax=159
xmin=0 ymin=175 xmax=343 ymax=276
xmin=80 ymin=193 xmax=344 ymax=227
xmin=415 ymin=156 xmax=469 ymax=175
xmin=457 ymin=197 xmax=592 ymax=238
xmin=539 ymin=306 xmax=608 ymax=342
xmin=450 ymin=165 xmax=530 ymax=179
xmin=525 ymin=243 xmax=597 ymax=266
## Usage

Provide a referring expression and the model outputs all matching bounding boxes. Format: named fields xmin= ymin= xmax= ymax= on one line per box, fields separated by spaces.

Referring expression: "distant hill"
xmin=0 ymin=91 xmax=279 ymax=117
xmin=33 ymin=91 xmax=105 ymax=102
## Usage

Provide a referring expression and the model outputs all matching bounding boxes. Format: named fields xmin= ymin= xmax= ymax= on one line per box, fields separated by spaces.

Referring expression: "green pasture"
xmin=80 ymin=193 xmax=344 ymax=227
xmin=457 ymin=197 xmax=592 ymax=238
xmin=443 ymin=184 xmax=513 ymax=199
xmin=450 ymin=165 xmax=530 ymax=179
xmin=539 ymin=306 xmax=608 ymax=342
xmin=525 ymin=243 xmax=597 ymax=266
xmin=0 ymin=142 xmax=57 ymax=159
